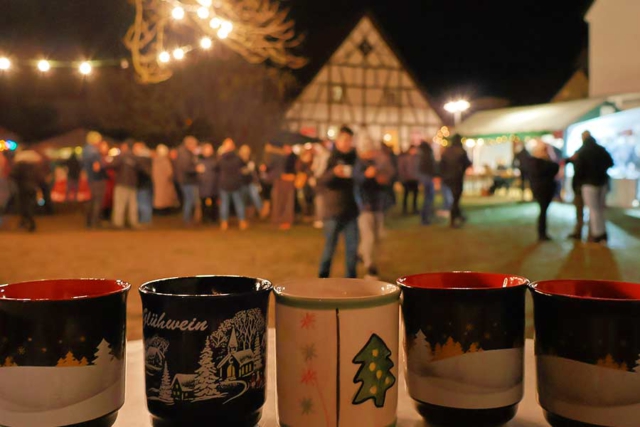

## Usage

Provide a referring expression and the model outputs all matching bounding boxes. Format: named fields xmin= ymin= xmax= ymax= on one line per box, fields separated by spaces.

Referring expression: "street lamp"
xmin=444 ymin=99 xmax=471 ymax=126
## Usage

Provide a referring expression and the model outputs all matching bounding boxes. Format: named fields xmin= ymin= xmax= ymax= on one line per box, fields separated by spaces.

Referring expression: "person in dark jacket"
xmin=398 ymin=146 xmax=420 ymax=215
xmin=82 ymin=131 xmax=109 ymax=228
xmin=218 ymin=138 xmax=248 ymax=231
xmin=109 ymin=141 xmax=140 ymax=229
xmin=513 ymin=139 xmax=531 ymax=202
xmin=440 ymin=134 xmax=472 ymax=228
xmin=318 ymin=126 xmax=359 ymax=278
xmin=198 ymin=143 xmax=219 ymax=224
xmin=418 ymin=140 xmax=436 ymax=225
xmin=65 ymin=153 xmax=81 ymax=202
xmin=574 ymin=131 xmax=614 ymax=243
xmin=529 ymin=143 xmax=560 ymax=242
xmin=133 ymin=142 xmax=153 ymax=226
xmin=239 ymin=144 xmax=265 ymax=219
xmin=355 ymin=138 xmax=396 ymax=280
xmin=10 ymin=150 xmax=43 ymax=232
xmin=175 ymin=136 xmax=202 ymax=225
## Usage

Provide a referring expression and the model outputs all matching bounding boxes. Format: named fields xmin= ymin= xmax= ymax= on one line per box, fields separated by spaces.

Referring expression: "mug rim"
xmin=274 ymin=278 xmax=400 ymax=310
xmin=139 ymin=275 xmax=273 ymax=298
xmin=398 ymin=271 xmax=529 ymax=291
xmin=529 ymin=279 xmax=640 ymax=302
xmin=0 ymin=278 xmax=131 ymax=302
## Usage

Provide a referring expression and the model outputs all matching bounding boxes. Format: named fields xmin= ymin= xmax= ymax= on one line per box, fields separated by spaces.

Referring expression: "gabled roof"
xmin=290 ymin=10 xmax=442 ymax=121
xmin=457 ymin=98 xmax=612 ymax=138
xmin=171 ymin=374 xmax=196 ymax=391
xmin=217 ymin=349 xmax=255 ymax=369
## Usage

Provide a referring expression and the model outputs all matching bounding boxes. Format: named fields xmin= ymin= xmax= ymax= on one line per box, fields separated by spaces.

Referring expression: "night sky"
xmin=1 ymin=0 xmax=593 ymax=106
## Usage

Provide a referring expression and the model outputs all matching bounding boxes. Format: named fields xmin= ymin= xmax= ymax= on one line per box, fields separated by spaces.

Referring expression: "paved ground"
xmin=2 ymin=197 xmax=639 ymax=341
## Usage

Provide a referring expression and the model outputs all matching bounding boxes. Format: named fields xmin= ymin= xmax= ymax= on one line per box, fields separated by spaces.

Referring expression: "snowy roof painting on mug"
xmin=274 ymin=278 xmax=401 ymax=427
xmin=529 ymin=279 xmax=640 ymax=427
xmin=398 ymin=272 xmax=529 ymax=427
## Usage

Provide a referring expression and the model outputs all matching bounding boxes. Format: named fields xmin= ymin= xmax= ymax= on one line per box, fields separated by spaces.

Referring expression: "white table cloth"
xmin=116 ymin=335 xmax=547 ymax=426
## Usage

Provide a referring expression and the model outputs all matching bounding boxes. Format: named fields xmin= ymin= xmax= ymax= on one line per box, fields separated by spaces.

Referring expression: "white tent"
xmin=457 ymin=98 xmax=613 ymax=138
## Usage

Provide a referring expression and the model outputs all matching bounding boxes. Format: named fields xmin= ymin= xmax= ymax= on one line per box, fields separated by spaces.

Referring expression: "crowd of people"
xmin=0 ymin=126 xmax=615 ymax=278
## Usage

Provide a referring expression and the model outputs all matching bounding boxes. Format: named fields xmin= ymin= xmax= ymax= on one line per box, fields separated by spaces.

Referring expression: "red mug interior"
xmin=398 ymin=272 xmax=528 ymax=290
xmin=531 ymin=280 xmax=640 ymax=301
xmin=0 ymin=279 xmax=130 ymax=301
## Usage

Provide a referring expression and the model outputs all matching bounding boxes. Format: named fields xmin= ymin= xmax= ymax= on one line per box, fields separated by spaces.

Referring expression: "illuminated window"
xmin=331 ymin=85 xmax=345 ymax=103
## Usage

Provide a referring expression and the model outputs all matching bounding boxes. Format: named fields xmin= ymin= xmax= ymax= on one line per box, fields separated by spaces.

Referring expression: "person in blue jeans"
xmin=317 ymin=126 xmax=360 ymax=278
xmin=417 ymin=140 xmax=436 ymax=225
xmin=175 ymin=136 xmax=203 ymax=226
xmin=218 ymin=138 xmax=248 ymax=231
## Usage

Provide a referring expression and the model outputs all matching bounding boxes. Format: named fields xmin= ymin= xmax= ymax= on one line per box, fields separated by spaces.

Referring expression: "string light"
xmin=172 ymin=48 xmax=185 ymax=60
xmin=197 ymin=7 xmax=210 ymax=19
xmin=221 ymin=21 xmax=233 ymax=33
xmin=171 ymin=6 xmax=185 ymax=20
xmin=37 ymin=60 xmax=51 ymax=72
xmin=197 ymin=0 xmax=212 ymax=6
xmin=209 ymin=17 xmax=222 ymax=29
xmin=79 ymin=61 xmax=92 ymax=75
xmin=159 ymin=51 xmax=171 ymax=63
xmin=200 ymin=37 xmax=213 ymax=49
xmin=0 ymin=57 xmax=10 ymax=71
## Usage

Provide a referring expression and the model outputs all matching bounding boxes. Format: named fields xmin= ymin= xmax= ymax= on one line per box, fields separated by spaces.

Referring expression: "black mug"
xmin=0 ymin=279 xmax=130 ymax=427
xmin=531 ymin=279 xmax=640 ymax=427
xmin=139 ymin=275 xmax=272 ymax=427
xmin=399 ymin=272 xmax=528 ymax=427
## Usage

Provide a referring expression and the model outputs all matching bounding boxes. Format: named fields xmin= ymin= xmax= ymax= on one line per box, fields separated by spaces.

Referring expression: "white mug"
xmin=274 ymin=278 xmax=400 ymax=427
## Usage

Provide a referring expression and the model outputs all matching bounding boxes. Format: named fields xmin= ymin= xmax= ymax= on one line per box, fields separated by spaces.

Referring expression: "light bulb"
xmin=172 ymin=6 xmax=185 ymax=20
xmin=197 ymin=7 xmax=210 ymax=19
xmin=37 ymin=60 xmax=51 ymax=72
xmin=200 ymin=37 xmax=213 ymax=49
xmin=79 ymin=62 xmax=92 ymax=75
xmin=197 ymin=0 xmax=212 ymax=6
xmin=173 ymin=48 xmax=185 ymax=60
xmin=209 ymin=17 xmax=222 ymax=29
xmin=217 ymin=28 xmax=229 ymax=39
xmin=159 ymin=51 xmax=171 ymax=63
xmin=0 ymin=57 xmax=10 ymax=71
xmin=221 ymin=21 xmax=233 ymax=33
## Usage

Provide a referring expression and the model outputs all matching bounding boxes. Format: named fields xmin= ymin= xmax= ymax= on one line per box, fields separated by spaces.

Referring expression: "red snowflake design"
xmin=300 ymin=368 xmax=318 ymax=385
xmin=300 ymin=313 xmax=316 ymax=329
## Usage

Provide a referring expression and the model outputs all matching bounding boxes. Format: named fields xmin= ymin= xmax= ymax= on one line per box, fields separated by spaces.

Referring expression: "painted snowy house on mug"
xmin=171 ymin=374 xmax=196 ymax=401
xmin=217 ymin=329 xmax=256 ymax=381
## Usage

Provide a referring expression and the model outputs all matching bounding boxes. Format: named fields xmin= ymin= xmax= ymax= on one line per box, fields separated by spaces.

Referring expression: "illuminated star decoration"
xmin=300 ymin=368 xmax=317 ymax=385
xmin=300 ymin=397 xmax=313 ymax=415
xmin=300 ymin=313 xmax=316 ymax=329
xmin=301 ymin=343 xmax=317 ymax=362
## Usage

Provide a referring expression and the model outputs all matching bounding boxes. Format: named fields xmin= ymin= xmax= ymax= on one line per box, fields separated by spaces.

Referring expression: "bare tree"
xmin=124 ymin=0 xmax=307 ymax=84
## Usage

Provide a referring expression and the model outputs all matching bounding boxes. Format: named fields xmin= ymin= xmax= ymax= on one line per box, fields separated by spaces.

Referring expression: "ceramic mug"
xmin=398 ymin=272 xmax=528 ymax=427
xmin=274 ymin=278 xmax=400 ymax=427
xmin=0 ymin=279 xmax=130 ymax=427
xmin=530 ymin=279 xmax=640 ymax=427
xmin=139 ymin=276 xmax=272 ymax=427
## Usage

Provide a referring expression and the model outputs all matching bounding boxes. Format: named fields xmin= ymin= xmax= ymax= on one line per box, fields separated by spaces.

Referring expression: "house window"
xmin=331 ymin=85 xmax=346 ymax=103
xmin=383 ymin=89 xmax=399 ymax=106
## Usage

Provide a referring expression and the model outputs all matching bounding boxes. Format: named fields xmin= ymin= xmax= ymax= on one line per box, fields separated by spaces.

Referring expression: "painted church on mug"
xmin=284 ymin=13 xmax=443 ymax=152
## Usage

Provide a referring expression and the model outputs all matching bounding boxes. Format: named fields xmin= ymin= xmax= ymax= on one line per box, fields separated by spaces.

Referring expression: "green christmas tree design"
xmin=352 ymin=334 xmax=396 ymax=408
